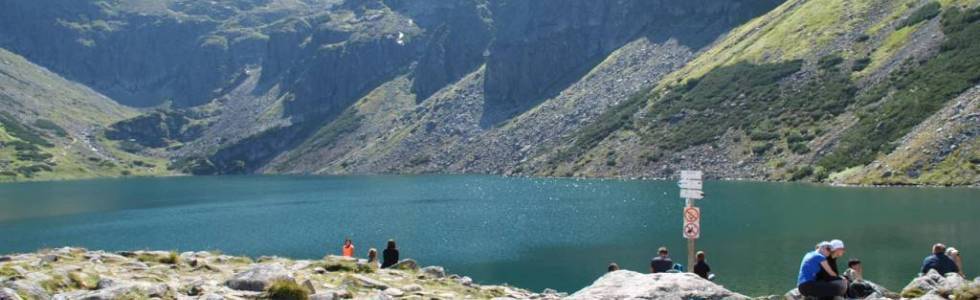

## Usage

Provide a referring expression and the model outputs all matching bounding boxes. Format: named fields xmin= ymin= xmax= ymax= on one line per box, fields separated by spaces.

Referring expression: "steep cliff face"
xmin=0 ymin=0 xmax=332 ymax=107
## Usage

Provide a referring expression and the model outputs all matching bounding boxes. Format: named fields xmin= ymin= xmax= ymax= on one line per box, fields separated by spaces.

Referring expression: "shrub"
xmin=791 ymin=166 xmax=815 ymax=181
xmin=750 ymin=131 xmax=780 ymax=141
xmin=789 ymin=142 xmax=810 ymax=155
xmin=898 ymin=1 xmax=941 ymax=29
xmin=852 ymin=57 xmax=872 ymax=72
xmin=160 ymin=252 xmax=180 ymax=265
xmin=752 ymin=143 xmax=773 ymax=155
xmin=33 ymin=119 xmax=68 ymax=137
xmin=818 ymin=55 xmax=845 ymax=70
xmin=266 ymin=279 xmax=309 ymax=300
xmin=68 ymin=272 xmax=99 ymax=290
xmin=902 ymin=287 xmax=926 ymax=299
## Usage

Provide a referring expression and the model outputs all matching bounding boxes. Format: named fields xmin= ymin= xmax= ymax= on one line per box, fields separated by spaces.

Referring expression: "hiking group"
xmin=607 ymin=246 xmax=715 ymax=280
xmin=340 ymin=238 xmax=401 ymax=269
xmin=797 ymin=240 xmax=966 ymax=299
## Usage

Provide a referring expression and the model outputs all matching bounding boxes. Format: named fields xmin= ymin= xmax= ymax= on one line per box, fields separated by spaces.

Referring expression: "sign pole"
xmin=679 ymin=170 xmax=703 ymax=273
xmin=686 ymin=198 xmax=695 ymax=270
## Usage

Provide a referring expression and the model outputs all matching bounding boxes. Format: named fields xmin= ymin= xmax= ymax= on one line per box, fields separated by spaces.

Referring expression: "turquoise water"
xmin=0 ymin=175 xmax=977 ymax=295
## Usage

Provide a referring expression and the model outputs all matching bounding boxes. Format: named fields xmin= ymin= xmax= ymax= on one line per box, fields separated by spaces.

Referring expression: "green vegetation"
xmin=136 ymin=252 xmax=180 ymax=265
xmin=903 ymin=287 xmax=927 ymax=298
xmin=68 ymin=272 xmax=99 ymax=290
xmin=33 ymin=119 xmax=68 ymax=137
xmin=0 ymin=113 xmax=53 ymax=147
xmin=644 ymin=60 xmax=802 ymax=150
xmin=898 ymin=1 xmax=941 ymax=29
xmin=553 ymin=87 xmax=650 ymax=163
xmin=266 ymin=279 xmax=309 ymax=300
xmin=307 ymin=109 xmax=363 ymax=149
xmin=821 ymin=6 xmax=980 ymax=171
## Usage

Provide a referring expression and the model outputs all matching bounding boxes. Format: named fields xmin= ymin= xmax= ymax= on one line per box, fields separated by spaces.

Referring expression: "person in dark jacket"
xmin=922 ymin=243 xmax=960 ymax=275
xmin=381 ymin=239 xmax=399 ymax=268
xmin=693 ymin=251 xmax=711 ymax=279
xmin=650 ymin=246 xmax=673 ymax=273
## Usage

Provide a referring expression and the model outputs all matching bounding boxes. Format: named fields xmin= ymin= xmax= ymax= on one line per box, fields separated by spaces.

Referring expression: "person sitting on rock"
xmin=342 ymin=238 xmax=355 ymax=257
xmin=693 ymin=251 xmax=712 ymax=280
xmin=843 ymin=258 xmax=876 ymax=298
xmin=797 ymin=241 xmax=843 ymax=299
xmin=815 ymin=239 xmax=848 ymax=296
xmin=382 ymin=239 xmax=399 ymax=268
xmin=608 ymin=262 xmax=620 ymax=272
xmin=367 ymin=248 xmax=380 ymax=268
xmin=650 ymin=246 xmax=674 ymax=273
xmin=945 ymin=247 xmax=965 ymax=277
xmin=921 ymin=243 xmax=959 ymax=276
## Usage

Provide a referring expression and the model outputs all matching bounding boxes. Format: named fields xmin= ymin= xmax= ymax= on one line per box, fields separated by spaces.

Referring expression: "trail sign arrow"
xmin=678 ymin=180 xmax=702 ymax=190
xmin=680 ymin=189 xmax=703 ymax=199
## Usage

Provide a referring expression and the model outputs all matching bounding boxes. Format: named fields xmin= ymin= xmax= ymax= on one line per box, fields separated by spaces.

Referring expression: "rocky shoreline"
xmin=0 ymin=248 xmax=562 ymax=300
xmin=2 ymin=248 xmax=978 ymax=300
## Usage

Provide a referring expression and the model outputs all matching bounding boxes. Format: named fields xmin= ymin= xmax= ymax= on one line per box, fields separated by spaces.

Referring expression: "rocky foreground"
xmin=2 ymin=248 xmax=979 ymax=300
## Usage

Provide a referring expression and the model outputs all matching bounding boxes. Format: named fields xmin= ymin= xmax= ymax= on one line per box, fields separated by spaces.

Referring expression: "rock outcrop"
xmin=0 ymin=248 xmax=559 ymax=300
xmin=900 ymin=270 xmax=979 ymax=299
xmin=566 ymin=270 xmax=748 ymax=300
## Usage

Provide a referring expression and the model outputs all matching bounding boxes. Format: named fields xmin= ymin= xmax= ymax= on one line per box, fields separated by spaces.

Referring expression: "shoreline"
xmin=1 ymin=173 xmax=977 ymax=188
xmin=3 ymin=248 xmax=978 ymax=300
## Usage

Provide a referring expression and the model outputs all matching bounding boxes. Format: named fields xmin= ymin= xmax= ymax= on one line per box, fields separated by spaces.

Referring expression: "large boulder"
xmin=902 ymin=270 xmax=969 ymax=298
xmin=420 ymin=266 xmax=445 ymax=278
xmin=566 ymin=270 xmax=748 ymax=300
xmin=225 ymin=263 xmax=293 ymax=291
xmin=0 ymin=288 xmax=22 ymax=300
xmin=51 ymin=281 xmax=169 ymax=300
xmin=389 ymin=259 xmax=418 ymax=271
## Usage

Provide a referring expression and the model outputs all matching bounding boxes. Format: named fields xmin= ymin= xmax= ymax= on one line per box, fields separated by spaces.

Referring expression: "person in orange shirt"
xmin=342 ymin=238 xmax=355 ymax=257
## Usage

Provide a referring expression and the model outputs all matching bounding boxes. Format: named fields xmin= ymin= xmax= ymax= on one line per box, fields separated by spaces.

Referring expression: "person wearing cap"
xmin=798 ymin=242 xmax=843 ymax=299
xmin=922 ymin=243 xmax=960 ymax=275
xmin=815 ymin=239 xmax=848 ymax=296
xmin=945 ymin=247 xmax=965 ymax=277
xmin=650 ymin=246 xmax=674 ymax=273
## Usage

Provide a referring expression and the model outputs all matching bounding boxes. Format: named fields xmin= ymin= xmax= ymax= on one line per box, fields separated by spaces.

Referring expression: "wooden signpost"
xmin=679 ymin=170 xmax=703 ymax=270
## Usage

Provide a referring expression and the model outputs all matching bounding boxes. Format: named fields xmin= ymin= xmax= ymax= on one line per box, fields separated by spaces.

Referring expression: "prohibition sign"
xmin=684 ymin=222 xmax=700 ymax=239
xmin=684 ymin=207 xmax=700 ymax=223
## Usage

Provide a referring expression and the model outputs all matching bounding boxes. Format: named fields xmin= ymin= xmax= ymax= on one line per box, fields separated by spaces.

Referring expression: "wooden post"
xmin=686 ymin=198 xmax=695 ymax=270
xmin=679 ymin=170 xmax=703 ymax=273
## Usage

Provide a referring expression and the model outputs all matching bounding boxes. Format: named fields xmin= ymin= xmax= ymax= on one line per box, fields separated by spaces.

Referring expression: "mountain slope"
xmin=0 ymin=48 xmax=170 ymax=181
xmin=530 ymin=0 xmax=980 ymax=185
xmin=1 ymin=0 xmax=976 ymax=186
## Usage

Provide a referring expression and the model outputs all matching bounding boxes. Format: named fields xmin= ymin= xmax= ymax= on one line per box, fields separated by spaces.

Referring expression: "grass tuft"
xmin=266 ymin=279 xmax=309 ymax=300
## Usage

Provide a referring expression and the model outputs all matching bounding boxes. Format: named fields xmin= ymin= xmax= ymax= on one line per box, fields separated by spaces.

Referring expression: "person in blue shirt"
xmin=798 ymin=242 xmax=844 ymax=299
xmin=921 ymin=243 xmax=960 ymax=275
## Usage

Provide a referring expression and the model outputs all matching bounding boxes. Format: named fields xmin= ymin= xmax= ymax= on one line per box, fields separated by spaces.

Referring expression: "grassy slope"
xmin=543 ymin=0 xmax=980 ymax=185
xmin=0 ymin=48 xmax=171 ymax=182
